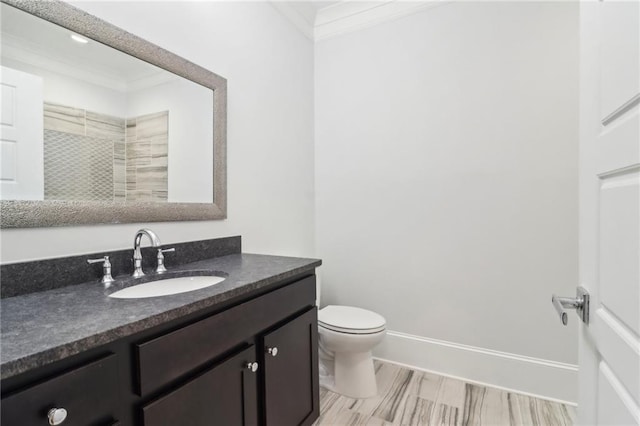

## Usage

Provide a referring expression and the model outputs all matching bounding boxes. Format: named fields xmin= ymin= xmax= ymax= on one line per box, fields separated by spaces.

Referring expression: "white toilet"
xmin=318 ymin=305 xmax=386 ymax=399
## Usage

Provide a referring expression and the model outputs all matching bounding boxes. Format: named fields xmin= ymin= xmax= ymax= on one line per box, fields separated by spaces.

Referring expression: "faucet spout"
xmin=132 ymin=228 xmax=162 ymax=278
xmin=134 ymin=228 xmax=161 ymax=250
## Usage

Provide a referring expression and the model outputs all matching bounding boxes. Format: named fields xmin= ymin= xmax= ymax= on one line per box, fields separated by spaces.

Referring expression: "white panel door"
xmin=0 ymin=66 xmax=44 ymax=200
xmin=578 ymin=1 xmax=640 ymax=425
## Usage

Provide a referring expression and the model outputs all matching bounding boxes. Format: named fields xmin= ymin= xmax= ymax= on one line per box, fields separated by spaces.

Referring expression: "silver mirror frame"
xmin=0 ymin=0 xmax=227 ymax=227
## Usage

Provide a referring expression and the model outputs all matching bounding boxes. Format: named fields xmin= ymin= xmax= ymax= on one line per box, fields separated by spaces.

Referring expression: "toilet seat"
xmin=319 ymin=305 xmax=386 ymax=335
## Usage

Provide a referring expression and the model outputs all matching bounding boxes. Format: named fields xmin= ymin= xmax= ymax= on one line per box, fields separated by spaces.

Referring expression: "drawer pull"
xmin=267 ymin=347 xmax=278 ymax=357
xmin=47 ymin=408 xmax=68 ymax=425
xmin=246 ymin=362 xmax=259 ymax=373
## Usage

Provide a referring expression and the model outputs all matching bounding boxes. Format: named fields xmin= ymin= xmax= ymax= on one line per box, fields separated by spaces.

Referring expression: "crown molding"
xmin=270 ymin=1 xmax=450 ymax=42
xmin=269 ymin=2 xmax=315 ymax=40
xmin=315 ymin=1 xmax=449 ymax=40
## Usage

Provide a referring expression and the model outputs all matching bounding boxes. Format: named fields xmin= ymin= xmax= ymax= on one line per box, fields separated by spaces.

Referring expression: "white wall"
xmin=127 ymin=78 xmax=214 ymax=203
xmin=0 ymin=1 xmax=315 ymax=261
xmin=1 ymin=58 xmax=127 ymax=116
xmin=315 ymin=2 xmax=579 ymax=402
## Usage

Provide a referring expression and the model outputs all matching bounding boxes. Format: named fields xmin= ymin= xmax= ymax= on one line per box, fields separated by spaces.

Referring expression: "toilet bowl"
xmin=318 ymin=305 xmax=386 ymax=399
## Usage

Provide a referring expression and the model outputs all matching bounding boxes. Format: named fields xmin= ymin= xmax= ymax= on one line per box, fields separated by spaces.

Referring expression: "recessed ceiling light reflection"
xmin=70 ymin=33 xmax=89 ymax=44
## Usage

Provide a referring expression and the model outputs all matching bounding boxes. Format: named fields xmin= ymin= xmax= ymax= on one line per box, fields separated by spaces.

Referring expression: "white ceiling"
xmin=271 ymin=0 xmax=447 ymax=41
xmin=1 ymin=2 xmax=174 ymax=92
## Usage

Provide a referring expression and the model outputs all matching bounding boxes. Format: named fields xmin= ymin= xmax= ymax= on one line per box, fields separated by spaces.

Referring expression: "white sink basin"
xmin=109 ymin=275 xmax=226 ymax=299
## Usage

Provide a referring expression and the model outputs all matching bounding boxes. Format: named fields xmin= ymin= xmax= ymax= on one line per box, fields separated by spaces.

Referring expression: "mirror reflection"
xmin=0 ymin=2 xmax=214 ymax=204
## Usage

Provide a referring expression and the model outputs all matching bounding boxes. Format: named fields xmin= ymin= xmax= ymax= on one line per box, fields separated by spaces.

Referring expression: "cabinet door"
xmin=142 ymin=346 xmax=258 ymax=426
xmin=263 ymin=308 xmax=319 ymax=426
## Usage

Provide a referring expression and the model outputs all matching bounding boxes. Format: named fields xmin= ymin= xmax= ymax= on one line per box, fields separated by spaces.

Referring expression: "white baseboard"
xmin=373 ymin=330 xmax=578 ymax=405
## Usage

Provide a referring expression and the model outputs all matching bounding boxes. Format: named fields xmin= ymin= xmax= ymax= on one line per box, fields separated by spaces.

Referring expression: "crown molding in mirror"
xmin=0 ymin=0 xmax=227 ymax=228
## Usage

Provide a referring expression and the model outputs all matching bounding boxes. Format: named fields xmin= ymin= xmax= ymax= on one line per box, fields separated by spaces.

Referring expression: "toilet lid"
xmin=318 ymin=305 xmax=386 ymax=334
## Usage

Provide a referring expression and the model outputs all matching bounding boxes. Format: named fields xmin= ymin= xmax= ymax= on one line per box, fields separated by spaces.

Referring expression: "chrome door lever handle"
xmin=552 ymin=286 xmax=589 ymax=325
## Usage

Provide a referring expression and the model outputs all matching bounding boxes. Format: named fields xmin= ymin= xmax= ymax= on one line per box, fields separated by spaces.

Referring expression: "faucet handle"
xmin=87 ymin=256 xmax=115 ymax=285
xmin=156 ymin=248 xmax=175 ymax=274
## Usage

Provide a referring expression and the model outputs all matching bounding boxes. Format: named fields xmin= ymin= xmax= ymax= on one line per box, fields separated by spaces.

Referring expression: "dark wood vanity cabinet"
xmin=142 ymin=307 xmax=319 ymax=426
xmin=139 ymin=274 xmax=320 ymax=426
xmin=1 ymin=274 xmax=319 ymax=426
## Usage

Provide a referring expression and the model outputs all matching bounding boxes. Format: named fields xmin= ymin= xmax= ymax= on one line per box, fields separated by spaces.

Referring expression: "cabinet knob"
xmin=47 ymin=408 xmax=68 ymax=425
xmin=246 ymin=361 xmax=259 ymax=373
xmin=267 ymin=347 xmax=279 ymax=357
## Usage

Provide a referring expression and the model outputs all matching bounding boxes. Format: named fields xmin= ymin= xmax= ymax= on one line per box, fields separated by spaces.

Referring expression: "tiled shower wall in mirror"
xmin=126 ymin=111 xmax=169 ymax=202
xmin=43 ymin=102 xmax=168 ymax=202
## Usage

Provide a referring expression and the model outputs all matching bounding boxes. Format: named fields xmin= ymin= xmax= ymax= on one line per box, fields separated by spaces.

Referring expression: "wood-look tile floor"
xmin=314 ymin=360 xmax=575 ymax=426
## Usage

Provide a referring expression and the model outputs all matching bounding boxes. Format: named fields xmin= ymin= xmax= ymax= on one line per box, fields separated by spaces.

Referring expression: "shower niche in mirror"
xmin=0 ymin=0 xmax=226 ymax=227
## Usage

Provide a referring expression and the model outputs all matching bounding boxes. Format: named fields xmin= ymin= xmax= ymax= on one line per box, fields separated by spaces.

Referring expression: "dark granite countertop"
xmin=0 ymin=253 xmax=321 ymax=380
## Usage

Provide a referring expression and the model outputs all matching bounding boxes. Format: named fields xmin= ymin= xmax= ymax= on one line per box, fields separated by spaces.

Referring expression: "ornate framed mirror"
xmin=0 ymin=0 xmax=227 ymax=227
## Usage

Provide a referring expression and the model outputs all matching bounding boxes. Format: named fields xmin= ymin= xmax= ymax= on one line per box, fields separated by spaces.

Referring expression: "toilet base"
xmin=333 ymin=350 xmax=377 ymax=399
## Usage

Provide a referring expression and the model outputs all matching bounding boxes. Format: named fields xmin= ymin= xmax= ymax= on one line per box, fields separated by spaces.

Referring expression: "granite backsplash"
xmin=0 ymin=236 xmax=241 ymax=298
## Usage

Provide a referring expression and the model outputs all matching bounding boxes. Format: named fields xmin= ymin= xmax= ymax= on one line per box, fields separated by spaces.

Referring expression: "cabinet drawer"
xmin=142 ymin=345 xmax=258 ymax=426
xmin=136 ymin=275 xmax=315 ymax=396
xmin=1 ymin=353 xmax=119 ymax=426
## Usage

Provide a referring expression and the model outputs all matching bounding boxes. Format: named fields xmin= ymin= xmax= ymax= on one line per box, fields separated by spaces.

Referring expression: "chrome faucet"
xmin=132 ymin=228 xmax=162 ymax=278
